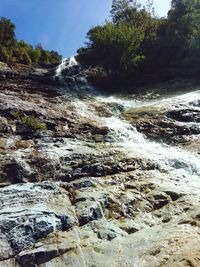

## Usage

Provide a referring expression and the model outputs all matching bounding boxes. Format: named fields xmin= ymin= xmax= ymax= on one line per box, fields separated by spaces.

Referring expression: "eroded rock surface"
xmin=0 ymin=63 xmax=200 ymax=266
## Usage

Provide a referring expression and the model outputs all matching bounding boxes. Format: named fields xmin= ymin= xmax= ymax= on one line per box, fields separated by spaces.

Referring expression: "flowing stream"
xmin=57 ymin=57 xmax=200 ymax=193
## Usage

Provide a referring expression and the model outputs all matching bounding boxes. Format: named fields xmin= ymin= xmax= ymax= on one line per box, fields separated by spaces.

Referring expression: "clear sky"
xmin=0 ymin=0 xmax=171 ymax=57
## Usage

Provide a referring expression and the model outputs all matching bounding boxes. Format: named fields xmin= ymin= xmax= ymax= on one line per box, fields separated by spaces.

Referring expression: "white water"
xmin=55 ymin=56 xmax=78 ymax=77
xmin=100 ymin=95 xmax=200 ymax=178
xmin=74 ymin=92 xmax=200 ymax=179
xmin=55 ymin=59 xmax=200 ymax=184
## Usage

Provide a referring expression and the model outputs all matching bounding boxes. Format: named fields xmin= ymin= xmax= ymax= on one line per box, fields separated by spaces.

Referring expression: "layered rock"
xmin=123 ymin=90 xmax=200 ymax=147
xmin=0 ymin=63 xmax=200 ymax=266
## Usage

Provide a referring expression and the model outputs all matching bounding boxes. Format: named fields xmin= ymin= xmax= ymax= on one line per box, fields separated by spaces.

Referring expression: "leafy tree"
xmin=0 ymin=17 xmax=62 ymax=66
xmin=0 ymin=17 xmax=16 ymax=47
xmin=77 ymin=0 xmax=156 ymax=84
xmin=49 ymin=51 xmax=62 ymax=64
xmin=111 ymin=0 xmax=134 ymax=23
xmin=167 ymin=0 xmax=198 ymax=52
xmin=77 ymin=0 xmax=200 ymax=89
xmin=165 ymin=0 xmax=200 ymax=75
xmin=29 ymin=48 xmax=41 ymax=64
xmin=78 ymin=22 xmax=145 ymax=78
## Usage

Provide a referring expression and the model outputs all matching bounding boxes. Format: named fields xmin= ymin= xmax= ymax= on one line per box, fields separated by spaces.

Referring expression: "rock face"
xmin=123 ymin=98 xmax=200 ymax=145
xmin=0 ymin=182 xmax=76 ymax=260
xmin=0 ymin=63 xmax=200 ymax=266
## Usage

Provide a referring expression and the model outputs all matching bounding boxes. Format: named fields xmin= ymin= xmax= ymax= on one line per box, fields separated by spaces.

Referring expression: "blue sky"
xmin=0 ymin=0 xmax=171 ymax=57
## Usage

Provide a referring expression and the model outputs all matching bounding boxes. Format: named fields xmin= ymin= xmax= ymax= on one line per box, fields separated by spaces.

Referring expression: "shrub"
xmin=11 ymin=111 xmax=47 ymax=131
xmin=21 ymin=116 xmax=47 ymax=131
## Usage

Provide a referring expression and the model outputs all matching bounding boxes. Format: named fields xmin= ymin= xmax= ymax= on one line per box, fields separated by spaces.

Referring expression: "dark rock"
xmin=167 ymin=109 xmax=200 ymax=123
xmin=0 ymin=182 xmax=76 ymax=257
xmin=79 ymin=205 xmax=103 ymax=226
xmin=164 ymin=190 xmax=184 ymax=201
xmin=148 ymin=192 xmax=171 ymax=210
xmin=18 ymin=249 xmax=59 ymax=267
xmin=6 ymin=159 xmax=34 ymax=183
xmin=72 ymin=179 xmax=95 ymax=189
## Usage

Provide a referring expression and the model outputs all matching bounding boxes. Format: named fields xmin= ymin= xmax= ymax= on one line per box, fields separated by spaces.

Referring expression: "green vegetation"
xmin=20 ymin=116 xmax=47 ymax=131
xmin=12 ymin=111 xmax=47 ymax=131
xmin=77 ymin=0 xmax=200 ymax=90
xmin=0 ymin=17 xmax=62 ymax=66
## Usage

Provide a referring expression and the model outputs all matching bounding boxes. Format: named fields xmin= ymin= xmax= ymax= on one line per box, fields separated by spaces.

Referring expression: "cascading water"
xmin=55 ymin=56 xmax=98 ymax=97
xmin=104 ymin=116 xmax=146 ymax=144
xmin=55 ymin=56 xmax=78 ymax=77
xmin=102 ymin=100 xmax=200 ymax=177
xmin=55 ymin=58 xmax=200 ymax=182
xmin=96 ymin=91 xmax=200 ymax=178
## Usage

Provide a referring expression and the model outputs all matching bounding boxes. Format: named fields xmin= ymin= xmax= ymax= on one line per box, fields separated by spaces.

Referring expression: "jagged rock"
xmin=6 ymin=158 xmax=34 ymax=183
xmin=90 ymin=219 xmax=128 ymax=240
xmin=15 ymin=222 xmax=200 ymax=267
xmin=78 ymin=202 xmax=104 ymax=226
xmin=0 ymin=64 xmax=200 ymax=266
xmin=167 ymin=109 xmax=200 ymax=122
xmin=123 ymin=104 xmax=200 ymax=144
xmin=17 ymin=231 xmax=78 ymax=267
xmin=147 ymin=192 xmax=171 ymax=210
xmin=0 ymin=182 xmax=77 ymax=260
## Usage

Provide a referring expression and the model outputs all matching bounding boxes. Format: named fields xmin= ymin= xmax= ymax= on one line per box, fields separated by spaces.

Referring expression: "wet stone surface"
xmin=0 ymin=63 xmax=200 ymax=266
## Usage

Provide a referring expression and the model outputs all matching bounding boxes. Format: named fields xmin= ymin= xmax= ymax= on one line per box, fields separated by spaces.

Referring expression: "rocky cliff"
xmin=0 ymin=61 xmax=200 ymax=267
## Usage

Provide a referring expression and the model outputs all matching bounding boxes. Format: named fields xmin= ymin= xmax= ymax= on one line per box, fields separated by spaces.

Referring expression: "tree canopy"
xmin=77 ymin=0 xmax=200 ymax=89
xmin=0 ymin=17 xmax=62 ymax=66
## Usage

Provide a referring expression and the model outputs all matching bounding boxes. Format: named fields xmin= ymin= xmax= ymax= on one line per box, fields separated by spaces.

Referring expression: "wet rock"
xmin=164 ymin=190 xmax=184 ymax=201
xmin=123 ymin=104 xmax=200 ymax=144
xmin=6 ymin=158 xmax=34 ymax=183
xmin=118 ymin=219 xmax=142 ymax=234
xmin=72 ymin=178 xmax=97 ymax=189
xmin=0 ymin=117 xmax=9 ymax=133
xmin=167 ymin=109 xmax=200 ymax=123
xmin=0 ymin=182 xmax=77 ymax=258
xmin=17 ymin=231 xmax=77 ymax=267
xmin=20 ymin=222 xmax=200 ymax=267
xmin=94 ymin=134 xmax=106 ymax=142
xmin=0 ymin=65 xmax=200 ymax=266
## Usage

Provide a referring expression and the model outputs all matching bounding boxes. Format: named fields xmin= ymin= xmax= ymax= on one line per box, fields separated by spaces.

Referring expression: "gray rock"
xmin=0 ymin=182 xmax=77 ymax=259
xmin=6 ymin=158 xmax=34 ymax=183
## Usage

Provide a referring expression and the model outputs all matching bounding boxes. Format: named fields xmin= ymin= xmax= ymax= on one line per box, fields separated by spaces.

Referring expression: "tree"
xmin=168 ymin=0 xmax=200 ymax=52
xmin=78 ymin=21 xmax=145 ymax=79
xmin=0 ymin=17 xmax=62 ymax=66
xmin=111 ymin=0 xmax=144 ymax=24
xmin=0 ymin=17 xmax=16 ymax=47
xmin=165 ymin=0 xmax=200 ymax=74
xmin=49 ymin=51 xmax=62 ymax=64
xmin=77 ymin=0 xmax=200 ymax=89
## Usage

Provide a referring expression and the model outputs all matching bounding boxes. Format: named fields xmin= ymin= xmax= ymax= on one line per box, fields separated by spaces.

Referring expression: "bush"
xmin=11 ymin=111 xmax=47 ymax=131
xmin=21 ymin=116 xmax=47 ymax=130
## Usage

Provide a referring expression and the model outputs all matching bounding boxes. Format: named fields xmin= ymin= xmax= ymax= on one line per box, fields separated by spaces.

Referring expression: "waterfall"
xmin=55 ymin=56 xmax=79 ymax=77
xmin=55 ymin=58 xmax=200 ymax=180
xmin=100 ymin=96 xmax=200 ymax=177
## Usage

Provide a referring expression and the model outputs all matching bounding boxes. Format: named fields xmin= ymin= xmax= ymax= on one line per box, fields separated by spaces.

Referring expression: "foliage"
xmin=77 ymin=0 xmax=200 ymax=90
xmin=11 ymin=111 xmax=47 ymax=131
xmin=167 ymin=0 xmax=200 ymax=72
xmin=0 ymin=17 xmax=62 ymax=66
xmin=83 ymin=22 xmax=144 ymax=75
xmin=21 ymin=116 xmax=47 ymax=131
xmin=0 ymin=17 xmax=15 ymax=47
